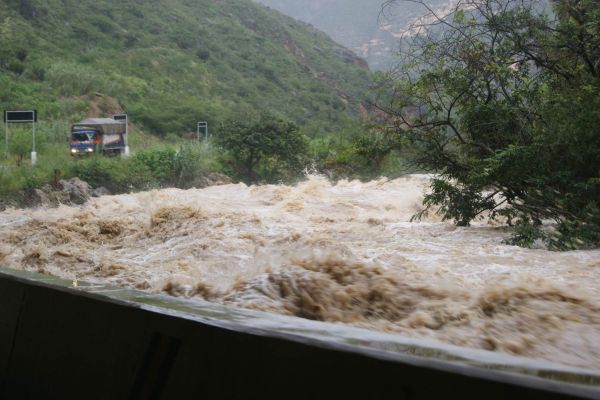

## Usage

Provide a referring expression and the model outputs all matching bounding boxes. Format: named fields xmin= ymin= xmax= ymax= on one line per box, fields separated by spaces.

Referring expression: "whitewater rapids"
xmin=0 ymin=175 xmax=599 ymax=369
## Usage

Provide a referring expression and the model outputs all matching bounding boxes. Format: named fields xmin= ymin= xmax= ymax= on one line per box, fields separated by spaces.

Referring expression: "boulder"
xmin=58 ymin=178 xmax=91 ymax=204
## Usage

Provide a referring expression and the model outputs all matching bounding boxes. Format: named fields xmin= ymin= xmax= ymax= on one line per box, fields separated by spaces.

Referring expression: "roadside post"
xmin=112 ymin=113 xmax=130 ymax=156
xmin=3 ymin=110 xmax=38 ymax=165
xmin=197 ymin=121 xmax=208 ymax=143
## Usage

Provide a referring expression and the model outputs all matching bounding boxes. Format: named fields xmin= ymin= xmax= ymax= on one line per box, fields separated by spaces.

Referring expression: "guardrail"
xmin=1 ymin=268 xmax=598 ymax=399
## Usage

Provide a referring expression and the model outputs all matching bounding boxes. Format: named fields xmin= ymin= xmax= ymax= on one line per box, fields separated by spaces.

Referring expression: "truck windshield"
xmin=71 ymin=132 xmax=94 ymax=142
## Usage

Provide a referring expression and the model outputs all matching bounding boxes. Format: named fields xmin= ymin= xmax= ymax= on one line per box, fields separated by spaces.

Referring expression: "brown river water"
xmin=0 ymin=175 xmax=599 ymax=369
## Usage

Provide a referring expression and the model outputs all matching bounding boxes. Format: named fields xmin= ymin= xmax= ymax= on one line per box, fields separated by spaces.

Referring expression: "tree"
xmin=217 ymin=114 xmax=309 ymax=183
xmin=375 ymin=0 xmax=600 ymax=248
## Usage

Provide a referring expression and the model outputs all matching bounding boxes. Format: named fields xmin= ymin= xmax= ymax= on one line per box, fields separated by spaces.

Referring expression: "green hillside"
xmin=0 ymin=0 xmax=371 ymax=137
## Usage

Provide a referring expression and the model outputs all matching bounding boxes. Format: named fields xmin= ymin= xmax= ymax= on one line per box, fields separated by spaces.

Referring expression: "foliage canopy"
xmin=377 ymin=0 xmax=600 ymax=249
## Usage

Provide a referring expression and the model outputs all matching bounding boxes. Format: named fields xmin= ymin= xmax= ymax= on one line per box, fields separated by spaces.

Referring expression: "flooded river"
xmin=0 ymin=175 xmax=598 ymax=369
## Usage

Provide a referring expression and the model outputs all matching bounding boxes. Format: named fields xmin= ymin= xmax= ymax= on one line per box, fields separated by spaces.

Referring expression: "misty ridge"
xmin=254 ymin=0 xmax=452 ymax=69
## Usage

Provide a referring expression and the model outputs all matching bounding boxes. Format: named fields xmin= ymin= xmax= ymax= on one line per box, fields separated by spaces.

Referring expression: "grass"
xmin=0 ymin=136 xmax=224 ymax=201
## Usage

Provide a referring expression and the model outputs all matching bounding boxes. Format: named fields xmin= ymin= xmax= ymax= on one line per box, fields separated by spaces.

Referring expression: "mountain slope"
xmin=0 ymin=0 xmax=371 ymax=137
xmin=254 ymin=0 xmax=450 ymax=70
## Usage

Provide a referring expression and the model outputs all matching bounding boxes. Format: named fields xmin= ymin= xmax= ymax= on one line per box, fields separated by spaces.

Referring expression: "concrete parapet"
xmin=0 ymin=269 xmax=598 ymax=399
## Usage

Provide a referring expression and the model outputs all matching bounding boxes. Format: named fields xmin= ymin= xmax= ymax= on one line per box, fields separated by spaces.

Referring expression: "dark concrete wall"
xmin=0 ymin=272 xmax=597 ymax=399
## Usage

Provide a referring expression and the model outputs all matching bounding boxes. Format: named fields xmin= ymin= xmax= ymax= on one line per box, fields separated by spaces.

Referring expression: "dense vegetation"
xmin=0 ymin=0 xmax=372 ymax=135
xmin=376 ymin=0 xmax=600 ymax=249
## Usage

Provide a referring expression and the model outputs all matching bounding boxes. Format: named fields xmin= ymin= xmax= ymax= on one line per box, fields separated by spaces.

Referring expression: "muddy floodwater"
xmin=0 ymin=175 xmax=599 ymax=369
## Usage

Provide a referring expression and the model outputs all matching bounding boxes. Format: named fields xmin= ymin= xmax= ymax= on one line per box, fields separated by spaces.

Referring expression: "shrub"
xmin=72 ymin=157 xmax=115 ymax=189
xmin=217 ymin=114 xmax=309 ymax=183
xmin=132 ymin=147 xmax=176 ymax=186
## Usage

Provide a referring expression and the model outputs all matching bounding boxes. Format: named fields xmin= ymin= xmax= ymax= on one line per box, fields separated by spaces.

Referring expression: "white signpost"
xmin=197 ymin=121 xmax=208 ymax=143
xmin=112 ymin=113 xmax=130 ymax=156
xmin=3 ymin=110 xmax=38 ymax=165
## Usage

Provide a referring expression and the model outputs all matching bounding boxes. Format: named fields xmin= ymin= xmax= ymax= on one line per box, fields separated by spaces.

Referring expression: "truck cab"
xmin=70 ymin=128 xmax=99 ymax=155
